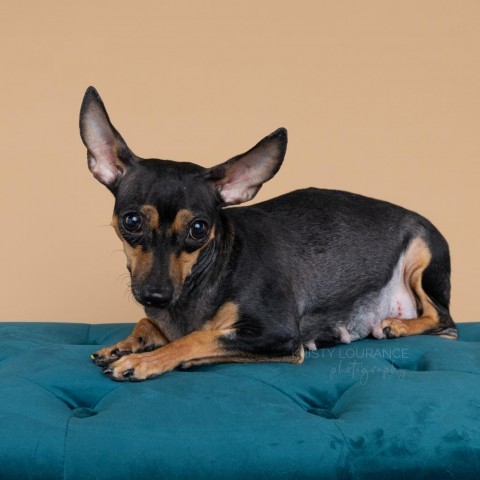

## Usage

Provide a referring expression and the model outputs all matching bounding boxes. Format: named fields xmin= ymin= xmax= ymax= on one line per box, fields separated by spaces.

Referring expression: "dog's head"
xmin=79 ymin=87 xmax=287 ymax=309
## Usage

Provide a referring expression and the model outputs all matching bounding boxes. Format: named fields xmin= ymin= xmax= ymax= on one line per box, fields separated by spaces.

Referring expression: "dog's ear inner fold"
xmin=205 ymin=128 xmax=288 ymax=206
xmin=79 ymin=86 xmax=134 ymax=190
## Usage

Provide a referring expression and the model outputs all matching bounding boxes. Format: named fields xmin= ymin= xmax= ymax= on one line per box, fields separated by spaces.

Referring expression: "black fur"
xmin=80 ymin=87 xmax=457 ymax=365
xmin=116 ymin=165 xmax=457 ymax=356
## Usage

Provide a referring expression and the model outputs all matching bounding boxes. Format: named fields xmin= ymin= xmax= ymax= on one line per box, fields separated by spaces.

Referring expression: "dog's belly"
xmin=303 ymin=251 xmax=419 ymax=350
xmin=346 ymin=251 xmax=418 ymax=342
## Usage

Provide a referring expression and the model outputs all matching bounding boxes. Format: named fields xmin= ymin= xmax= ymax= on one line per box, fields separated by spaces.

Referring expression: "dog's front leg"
xmin=102 ymin=329 xmax=236 ymax=381
xmin=104 ymin=329 xmax=303 ymax=381
xmin=91 ymin=317 xmax=169 ymax=368
xmin=103 ymin=328 xmax=304 ymax=382
xmin=102 ymin=302 xmax=304 ymax=381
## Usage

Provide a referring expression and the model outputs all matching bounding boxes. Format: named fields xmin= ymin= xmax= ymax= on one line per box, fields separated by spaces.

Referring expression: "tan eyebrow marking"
xmin=169 ymin=209 xmax=194 ymax=236
xmin=140 ymin=205 xmax=160 ymax=231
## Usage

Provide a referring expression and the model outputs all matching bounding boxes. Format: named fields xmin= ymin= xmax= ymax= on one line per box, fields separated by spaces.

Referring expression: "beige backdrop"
xmin=0 ymin=1 xmax=478 ymax=323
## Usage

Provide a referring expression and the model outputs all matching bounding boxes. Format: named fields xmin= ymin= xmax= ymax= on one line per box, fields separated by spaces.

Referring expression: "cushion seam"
xmin=62 ymin=413 xmax=73 ymax=480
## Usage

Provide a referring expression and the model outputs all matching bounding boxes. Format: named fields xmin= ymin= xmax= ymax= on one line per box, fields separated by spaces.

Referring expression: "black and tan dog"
xmin=80 ymin=87 xmax=457 ymax=382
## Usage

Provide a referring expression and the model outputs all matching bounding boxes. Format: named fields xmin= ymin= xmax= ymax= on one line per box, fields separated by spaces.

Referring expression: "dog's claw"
xmin=91 ymin=346 xmax=135 ymax=368
xmin=383 ymin=326 xmax=395 ymax=339
xmin=109 ymin=348 xmax=133 ymax=358
xmin=92 ymin=353 xmax=109 ymax=367
xmin=122 ymin=369 xmax=135 ymax=378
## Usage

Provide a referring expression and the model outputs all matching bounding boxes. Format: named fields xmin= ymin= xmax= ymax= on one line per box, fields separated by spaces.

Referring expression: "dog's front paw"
xmin=91 ymin=346 xmax=128 ymax=368
xmin=91 ymin=336 xmax=157 ymax=368
xmin=381 ymin=318 xmax=408 ymax=339
xmin=102 ymin=351 xmax=169 ymax=382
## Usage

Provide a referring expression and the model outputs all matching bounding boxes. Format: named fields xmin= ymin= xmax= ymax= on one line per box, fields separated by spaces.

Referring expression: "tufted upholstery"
xmin=1 ymin=322 xmax=480 ymax=479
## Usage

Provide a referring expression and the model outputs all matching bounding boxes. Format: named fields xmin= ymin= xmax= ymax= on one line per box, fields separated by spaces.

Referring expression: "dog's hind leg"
xmin=91 ymin=317 xmax=169 ymax=367
xmin=381 ymin=236 xmax=458 ymax=340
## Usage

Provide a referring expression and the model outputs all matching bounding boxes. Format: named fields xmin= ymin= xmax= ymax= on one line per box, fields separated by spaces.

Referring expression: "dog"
xmin=80 ymin=86 xmax=457 ymax=382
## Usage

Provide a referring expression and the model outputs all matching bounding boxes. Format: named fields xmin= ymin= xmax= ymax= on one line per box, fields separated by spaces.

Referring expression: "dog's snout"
xmin=141 ymin=287 xmax=173 ymax=308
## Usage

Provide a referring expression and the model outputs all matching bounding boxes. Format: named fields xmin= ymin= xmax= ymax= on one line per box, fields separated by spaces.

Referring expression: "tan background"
xmin=0 ymin=1 xmax=478 ymax=323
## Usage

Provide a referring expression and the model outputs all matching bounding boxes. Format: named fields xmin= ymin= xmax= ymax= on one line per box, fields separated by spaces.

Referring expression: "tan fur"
xmin=203 ymin=301 xmax=239 ymax=331
xmin=129 ymin=317 xmax=170 ymax=346
xmin=91 ymin=317 xmax=169 ymax=361
xmin=131 ymin=247 xmax=153 ymax=280
xmin=381 ymin=237 xmax=441 ymax=337
xmin=112 ymin=214 xmax=153 ymax=279
xmin=108 ymin=329 xmax=234 ymax=379
xmin=169 ymin=227 xmax=215 ymax=291
xmin=140 ymin=204 xmax=160 ymax=231
xmin=169 ymin=209 xmax=194 ymax=235
xmin=106 ymin=302 xmax=303 ymax=380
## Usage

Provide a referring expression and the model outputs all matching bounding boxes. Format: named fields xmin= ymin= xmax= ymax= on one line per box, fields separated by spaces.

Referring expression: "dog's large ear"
xmin=79 ymin=87 xmax=134 ymax=191
xmin=206 ymin=128 xmax=287 ymax=206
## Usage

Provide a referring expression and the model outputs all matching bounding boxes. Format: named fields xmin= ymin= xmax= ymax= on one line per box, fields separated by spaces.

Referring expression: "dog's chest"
xmin=146 ymin=306 xmax=207 ymax=342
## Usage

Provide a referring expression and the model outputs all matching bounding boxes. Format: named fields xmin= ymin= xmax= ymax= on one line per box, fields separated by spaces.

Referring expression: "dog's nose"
xmin=142 ymin=288 xmax=172 ymax=308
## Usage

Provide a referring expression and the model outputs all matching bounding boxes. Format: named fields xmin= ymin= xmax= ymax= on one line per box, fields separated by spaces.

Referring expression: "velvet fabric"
xmin=1 ymin=322 xmax=479 ymax=479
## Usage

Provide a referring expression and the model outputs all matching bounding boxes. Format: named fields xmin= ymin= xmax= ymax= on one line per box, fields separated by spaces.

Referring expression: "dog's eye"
xmin=122 ymin=213 xmax=142 ymax=233
xmin=189 ymin=220 xmax=209 ymax=240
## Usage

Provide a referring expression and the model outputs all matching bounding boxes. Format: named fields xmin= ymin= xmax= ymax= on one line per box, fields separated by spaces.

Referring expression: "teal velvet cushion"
xmin=1 ymin=322 xmax=479 ymax=479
